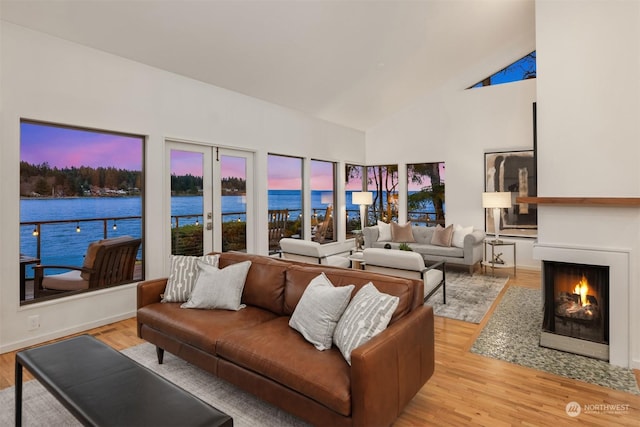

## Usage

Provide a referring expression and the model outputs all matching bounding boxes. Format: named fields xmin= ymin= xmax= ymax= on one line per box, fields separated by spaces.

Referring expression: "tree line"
xmin=21 ymin=161 xmax=141 ymax=197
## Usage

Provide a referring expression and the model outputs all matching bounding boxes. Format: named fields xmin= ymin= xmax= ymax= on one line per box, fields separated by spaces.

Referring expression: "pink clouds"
xmin=21 ymin=122 xmax=142 ymax=170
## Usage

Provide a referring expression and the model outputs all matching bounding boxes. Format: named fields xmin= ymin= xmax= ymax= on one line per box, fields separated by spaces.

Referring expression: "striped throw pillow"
xmin=162 ymin=254 xmax=219 ymax=302
xmin=333 ymin=282 xmax=399 ymax=365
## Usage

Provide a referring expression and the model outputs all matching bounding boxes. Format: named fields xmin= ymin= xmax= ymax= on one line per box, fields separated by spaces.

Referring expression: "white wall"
xmin=536 ymin=0 xmax=640 ymax=368
xmin=366 ymin=52 xmax=538 ymax=269
xmin=0 ymin=23 xmax=365 ymax=352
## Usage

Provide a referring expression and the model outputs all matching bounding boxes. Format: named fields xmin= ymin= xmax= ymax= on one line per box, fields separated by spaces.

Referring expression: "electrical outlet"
xmin=28 ymin=315 xmax=40 ymax=330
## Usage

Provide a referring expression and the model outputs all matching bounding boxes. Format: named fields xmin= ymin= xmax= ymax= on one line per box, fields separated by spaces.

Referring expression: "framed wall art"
xmin=484 ymin=149 xmax=537 ymax=239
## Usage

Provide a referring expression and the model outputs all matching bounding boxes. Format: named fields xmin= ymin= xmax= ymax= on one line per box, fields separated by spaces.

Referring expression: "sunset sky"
xmin=21 ymin=122 xmax=142 ymax=170
xmin=22 ymin=122 xmax=443 ymax=192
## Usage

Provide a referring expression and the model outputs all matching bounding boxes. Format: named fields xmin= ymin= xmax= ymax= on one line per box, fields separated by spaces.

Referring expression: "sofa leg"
xmin=156 ymin=346 xmax=164 ymax=364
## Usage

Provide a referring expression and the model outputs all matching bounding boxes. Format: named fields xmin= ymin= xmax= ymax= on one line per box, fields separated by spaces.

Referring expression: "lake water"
xmin=19 ymin=191 xmax=367 ymax=269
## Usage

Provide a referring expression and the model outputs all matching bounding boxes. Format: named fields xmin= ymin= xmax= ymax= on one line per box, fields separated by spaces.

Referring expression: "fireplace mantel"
xmin=516 ymin=197 xmax=640 ymax=206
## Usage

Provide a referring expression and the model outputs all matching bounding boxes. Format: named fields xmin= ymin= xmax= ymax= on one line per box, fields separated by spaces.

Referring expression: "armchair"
xmin=33 ymin=236 xmax=142 ymax=298
xmin=279 ymin=237 xmax=351 ymax=268
xmin=363 ymin=248 xmax=446 ymax=303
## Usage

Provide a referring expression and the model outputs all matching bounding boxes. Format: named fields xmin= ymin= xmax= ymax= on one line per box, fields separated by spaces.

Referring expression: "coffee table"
xmin=15 ymin=335 xmax=232 ymax=427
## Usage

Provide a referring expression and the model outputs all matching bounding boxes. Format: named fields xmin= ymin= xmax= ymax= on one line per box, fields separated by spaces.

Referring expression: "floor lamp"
xmin=482 ymin=192 xmax=512 ymax=243
xmin=352 ymin=191 xmax=373 ymax=231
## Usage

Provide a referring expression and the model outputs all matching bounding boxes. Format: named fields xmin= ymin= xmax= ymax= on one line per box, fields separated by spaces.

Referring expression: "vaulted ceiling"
xmin=1 ymin=0 xmax=535 ymax=131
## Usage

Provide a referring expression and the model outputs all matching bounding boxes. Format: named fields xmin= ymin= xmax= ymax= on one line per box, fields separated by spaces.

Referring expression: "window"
xmin=367 ymin=165 xmax=398 ymax=223
xmin=20 ymin=120 xmax=144 ymax=303
xmin=345 ymin=164 xmax=365 ymax=236
xmin=310 ymin=159 xmax=336 ymax=243
xmin=267 ymin=154 xmax=302 ymax=252
xmin=468 ymin=51 xmax=536 ymax=89
xmin=407 ymin=162 xmax=446 ymax=226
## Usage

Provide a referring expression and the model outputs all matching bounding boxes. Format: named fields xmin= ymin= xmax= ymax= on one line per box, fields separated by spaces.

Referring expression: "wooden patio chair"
xmin=313 ymin=205 xmax=333 ymax=243
xmin=268 ymin=209 xmax=289 ymax=252
xmin=33 ymin=236 xmax=142 ymax=298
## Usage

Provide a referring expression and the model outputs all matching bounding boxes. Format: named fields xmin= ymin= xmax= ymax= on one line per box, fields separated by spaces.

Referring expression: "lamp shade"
xmin=482 ymin=192 xmax=512 ymax=209
xmin=352 ymin=191 xmax=373 ymax=205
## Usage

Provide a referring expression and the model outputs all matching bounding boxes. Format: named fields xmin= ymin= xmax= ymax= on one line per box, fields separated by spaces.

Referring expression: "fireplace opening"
xmin=541 ymin=261 xmax=609 ymax=360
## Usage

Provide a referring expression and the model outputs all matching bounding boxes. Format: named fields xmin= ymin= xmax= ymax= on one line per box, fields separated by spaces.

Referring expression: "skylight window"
xmin=468 ymin=51 xmax=536 ymax=89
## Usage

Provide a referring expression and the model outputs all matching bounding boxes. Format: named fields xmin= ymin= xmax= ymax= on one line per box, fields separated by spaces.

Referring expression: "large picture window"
xmin=407 ymin=162 xmax=446 ymax=226
xmin=310 ymin=159 xmax=336 ymax=243
xmin=19 ymin=120 xmax=144 ymax=303
xmin=345 ymin=164 xmax=365 ymax=236
xmin=267 ymin=154 xmax=302 ymax=252
xmin=367 ymin=165 xmax=398 ymax=223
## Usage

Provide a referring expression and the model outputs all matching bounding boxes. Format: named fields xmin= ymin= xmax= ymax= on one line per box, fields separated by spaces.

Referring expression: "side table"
xmin=348 ymin=251 xmax=365 ymax=270
xmin=482 ymin=240 xmax=516 ymax=276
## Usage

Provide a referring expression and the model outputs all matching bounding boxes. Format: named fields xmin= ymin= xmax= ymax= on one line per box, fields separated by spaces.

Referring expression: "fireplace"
xmin=541 ymin=261 xmax=609 ymax=361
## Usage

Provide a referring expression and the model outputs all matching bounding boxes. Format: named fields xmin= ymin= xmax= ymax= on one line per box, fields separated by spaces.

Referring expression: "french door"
xmin=167 ymin=141 xmax=253 ymax=255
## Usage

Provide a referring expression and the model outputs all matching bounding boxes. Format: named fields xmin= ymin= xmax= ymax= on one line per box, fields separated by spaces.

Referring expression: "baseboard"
xmin=0 ymin=310 xmax=135 ymax=354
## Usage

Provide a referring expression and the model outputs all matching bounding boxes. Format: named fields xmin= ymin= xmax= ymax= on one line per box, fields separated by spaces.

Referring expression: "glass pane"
xmin=367 ymin=165 xmax=399 ymax=223
xmin=267 ymin=154 xmax=302 ymax=253
xmin=345 ymin=164 xmax=364 ymax=237
xmin=20 ymin=120 xmax=144 ymax=303
xmin=221 ymin=155 xmax=247 ymax=252
xmin=310 ymin=160 xmax=335 ymax=243
xmin=407 ymin=162 xmax=446 ymax=226
xmin=170 ymin=150 xmax=204 ymax=255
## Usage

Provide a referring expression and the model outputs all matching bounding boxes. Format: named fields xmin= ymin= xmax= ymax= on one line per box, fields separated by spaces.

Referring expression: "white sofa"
xmin=362 ymin=248 xmax=445 ymax=303
xmin=278 ymin=238 xmax=352 ymax=268
xmin=362 ymin=224 xmax=485 ymax=274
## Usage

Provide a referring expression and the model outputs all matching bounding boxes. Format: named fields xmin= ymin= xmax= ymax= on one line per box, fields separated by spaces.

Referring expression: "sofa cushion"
xmin=411 ymin=226 xmax=434 ymax=244
xmin=333 ymin=283 xmax=399 ymax=365
xmin=412 ymin=244 xmax=464 ymax=258
xmin=218 ymin=252 xmax=288 ymax=315
xmin=391 ymin=222 xmax=416 ymax=243
xmin=217 ymin=317 xmax=352 ymax=416
xmin=284 ymin=264 xmax=416 ymax=324
xmin=137 ymin=302 xmax=277 ymax=354
xmin=163 ymin=254 xmax=219 ymax=303
xmin=181 ymin=260 xmax=251 ymax=311
xmin=431 ymin=224 xmax=454 ymax=247
xmin=289 ymin=273 xmax=354 ymax=350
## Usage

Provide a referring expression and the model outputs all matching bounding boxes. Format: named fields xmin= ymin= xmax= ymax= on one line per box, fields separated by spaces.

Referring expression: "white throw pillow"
xmin=289 ymin=273 xmax=355 ymax=351
xmin=181 ymin=260 xmax=251 ymax=311
xmin=452 ymin=224 xmax=474 ymax=249
xmin=377 ymin=220 xmax=392 ymax=241
xmin=162 ymin=254 xmax=219 ymax=302
xmin=333 ymin=282 xmax=399 ymax=365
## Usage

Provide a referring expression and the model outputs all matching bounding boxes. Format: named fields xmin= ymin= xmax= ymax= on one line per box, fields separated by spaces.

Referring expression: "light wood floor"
xmin=2 ymin=269 xmax=640 ymax=426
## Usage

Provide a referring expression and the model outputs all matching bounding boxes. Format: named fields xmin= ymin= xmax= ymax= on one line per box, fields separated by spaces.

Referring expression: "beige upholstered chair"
xmin=279 ymin=237 xmax=351 ymax=268
xmin=363 ymin=248 xmax=446 ymax=303
xmin=33 ymin=236 xmax=142 ymax=298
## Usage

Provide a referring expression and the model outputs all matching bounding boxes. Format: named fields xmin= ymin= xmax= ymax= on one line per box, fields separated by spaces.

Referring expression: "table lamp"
xmin=482 ymin=192 xmax=511 ymax=242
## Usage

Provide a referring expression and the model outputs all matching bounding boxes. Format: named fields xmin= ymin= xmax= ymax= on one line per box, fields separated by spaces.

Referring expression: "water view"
xmin=20 ymin=190 xmax=436 ymax=273
xmin=19 ymin=191 xmax=366 ymax=268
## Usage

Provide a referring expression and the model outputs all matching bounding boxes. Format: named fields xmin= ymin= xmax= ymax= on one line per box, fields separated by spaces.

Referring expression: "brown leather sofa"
xmin=137 ymin=252 xmax=434 ymax=427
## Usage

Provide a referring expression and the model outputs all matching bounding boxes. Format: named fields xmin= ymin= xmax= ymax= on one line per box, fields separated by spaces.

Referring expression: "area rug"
xmin=0 ymin=343 xmax=311 ymax=426
xmin=471 ymin=286 xmax=640 ymax=395
xmin=425 ymin=271 xmax=508 ymax=323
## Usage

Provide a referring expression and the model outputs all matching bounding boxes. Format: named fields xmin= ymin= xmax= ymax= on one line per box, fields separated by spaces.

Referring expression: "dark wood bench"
xmin=15 ymin=335 xmax=232 ymax=426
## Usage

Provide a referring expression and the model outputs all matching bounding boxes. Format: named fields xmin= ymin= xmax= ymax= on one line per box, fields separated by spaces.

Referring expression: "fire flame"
xmin=574 ymin=275 xmax=589 ymax=306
